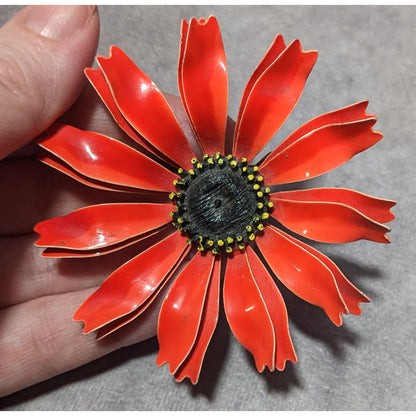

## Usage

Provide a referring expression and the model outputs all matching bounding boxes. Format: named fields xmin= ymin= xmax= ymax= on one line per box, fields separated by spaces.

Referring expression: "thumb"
xmin=0 ymin=5 xmax=99 ymax=159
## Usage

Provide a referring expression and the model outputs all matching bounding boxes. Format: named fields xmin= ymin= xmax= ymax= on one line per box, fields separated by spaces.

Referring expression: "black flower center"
xmin=170 ymin=153 xmax=273 ymax=254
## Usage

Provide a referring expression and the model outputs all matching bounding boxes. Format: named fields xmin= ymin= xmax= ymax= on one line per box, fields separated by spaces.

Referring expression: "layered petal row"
xmin=271 ymin=100 xmax=376 ymax=155
xmin=256 ymin=225 xmax=348 ymax=325
xmin=233 ymin=34 xmax=286 ymax=155
xmin=179 ymin=17 xmax=228 ymax=155
xmin=85 ymin=66 xmax=157 ymax=155
xmin=233 ymin=39 xmax=318 ymax=162
xmin=278 ymin=230 xmax=370 ymax=316
xmin=173 ymin=258 xmax=220 ymax=383
xmin=35 ymin=202 xmax=172 ymax=250
xmin=223 ymin=247 xmax=297 ymax=372
xmin=95 ymin=46 xmax=195 ymax=169
xmin=157 ymin=253 xmax=220 ymax=383
xmin=270 ymin=188 xmax=393 ymax=243
xmin=39 ymin=124 xmax=178 ymax=192
xmin=39 ymin=227 xmax=165 ymax=258
xmin=73 ymin=231 xmax=188 ymax=333
xmin=39 ymin=152 xmax=137 ymax=193
xmin=96 ymin=244 xmax=192 ymax=340
xmin=260 ymin=108 xmax=382 ymax=184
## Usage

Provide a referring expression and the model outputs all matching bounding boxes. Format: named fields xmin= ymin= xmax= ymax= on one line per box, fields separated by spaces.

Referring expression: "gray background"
xmin=0 ymin=5 xmax=415 ymax=411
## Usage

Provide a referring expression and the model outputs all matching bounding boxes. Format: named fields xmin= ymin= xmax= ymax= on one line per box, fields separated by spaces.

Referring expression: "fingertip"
xmin=0 ymin=5 xmax=100 ymax=159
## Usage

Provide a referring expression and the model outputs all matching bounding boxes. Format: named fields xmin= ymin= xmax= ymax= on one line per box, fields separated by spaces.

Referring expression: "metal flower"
xmin=34 ymin=16 xmax=395 ymax=383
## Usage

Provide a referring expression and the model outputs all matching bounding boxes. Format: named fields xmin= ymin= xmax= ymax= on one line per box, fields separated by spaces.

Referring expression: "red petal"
xmin=96 ymin=244 xmax=192 ymax=340
xmin=178 ymin=17 xmax=228 ymax=155
xmin=245 ymin=246 xmax=297 ymax=370
xmin=40 ymin=228 xmax=160 ymax=258
xmin=174 ymin=256 xmax=221 ymax=384
xmin=278 ymin=231 xmax=370 ymax=315
xmin=156 ymin=253 xmax=217 ymax=374
xmin=260 ymin=118 xmax=382 ymax=185
xmin=233 ymin=34 xmax=286 ymax=154
xmin=85 ymin=67 xmax=156 ymax=154
xmin=97 ymin=46 xmax=195 ymax=169
xmin=271 ymin=187 xmax=395 ymax=224
xmin=270 ymin=100 xmax=375 ymax=156
xmin=39 ymin=153 xmax=125 ymax=193
xmin=256 ymin=225 xmax=347 ymax=326
xmin=233 ymin=40 xmax=318 ymax=162
xmin=73 ymin=231 xmax=188 ymax=333
xmin=270 ymin=195 xmax=391 ymax=244
xmin=223 ymin=250 xmax=275 ymax=372
xmin=39 ymin=153 xmax=163 ymax=195
xmin=40 ymin=124 xmax=177 ymax=192
xmin=35 ymin=203 xmax=172 ymax=250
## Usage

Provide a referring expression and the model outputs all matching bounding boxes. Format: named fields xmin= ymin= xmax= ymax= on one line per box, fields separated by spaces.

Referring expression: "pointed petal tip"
xmin=155 ymin=354 xmax=167 ymax=368
xmin=255 ymin=362 xmax=267 ymax=373
xmin=174 ymin=372 xmax=199 ymax=385
xmin=84 ymin=66 xmax=96 ymax=77
xmin=190 ymin=15 xmax=218 ymax=26
xmin=290 ymin=38 xmax=318 ymax=63
xmin=333 ymin=313 xmax=343 ymax=327
xmin=275 ymin=355 xmax=298 ymax=372
xmin=344 ymin=292 xmax=370 ymax=316
xmin=72 ymin=314 xmax=91 ymax=334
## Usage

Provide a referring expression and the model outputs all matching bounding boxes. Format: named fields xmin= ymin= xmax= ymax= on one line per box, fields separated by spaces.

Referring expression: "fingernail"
xmin=23 ymin=5 xmax=96 ymax=40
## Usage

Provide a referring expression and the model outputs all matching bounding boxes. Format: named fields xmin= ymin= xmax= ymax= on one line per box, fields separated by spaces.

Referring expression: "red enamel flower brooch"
xmin=35 ymin=16 xmax=395 ymax=383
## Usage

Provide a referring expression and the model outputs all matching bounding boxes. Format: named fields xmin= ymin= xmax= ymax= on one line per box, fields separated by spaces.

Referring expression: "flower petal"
xmin=233 ymin=34 xmax=286 ymax=153
xmin=95 ymin=244 xmax=192 ymax=340
xmin=256 ymin=225 xmax=347 ymax=326
xmin=174 ymin=256 xmax=221 ymax=384
xmin=245 ymin=246 xmax=297 ymax=371
xmin=277 ymin=230 xmax=370 ymax=315
xmin=260 ymin=118 xmax=382 ymax=185
xmin=271 ymin=187 xmax=395 ymax=224
xmin=156 ymin=252 xmax=217 ymax=375
xmin=223 ymin=250 xmax=275 ymax=372
xmin=97 ymin=46 xmax=195 ymax=169
xmin=270 ymin=195 xmax=391 ymax=244
xmin=73 ymin=231 xmax=188 ymax=333
xmin=233 ymin=40 xmax=318 ymax=162
xmin=39 ymin=153 xmax=128 ymax=193
xmin=270 ymin=100 xmax=376 ymax=156
xmin=39 ymin=124 xmax=177 ymax=192
xmin=85 ymin=67 xmax=156 ymax=154
xmin=40 ymin=228 xmax=162 ymax=258
xmin=34 ymin=202 xmax=172 ymax=250
xmin=178 ymin=17 xmax=228 ymax=155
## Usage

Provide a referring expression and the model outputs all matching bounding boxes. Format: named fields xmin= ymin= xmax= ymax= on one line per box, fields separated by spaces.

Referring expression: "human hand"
xmin=0 ymin=6 xmax=162 ymax=397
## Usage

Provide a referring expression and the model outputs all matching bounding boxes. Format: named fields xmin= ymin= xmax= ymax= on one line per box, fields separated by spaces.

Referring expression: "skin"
xmin=0 ymin=5 xmax=190 ymax=397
